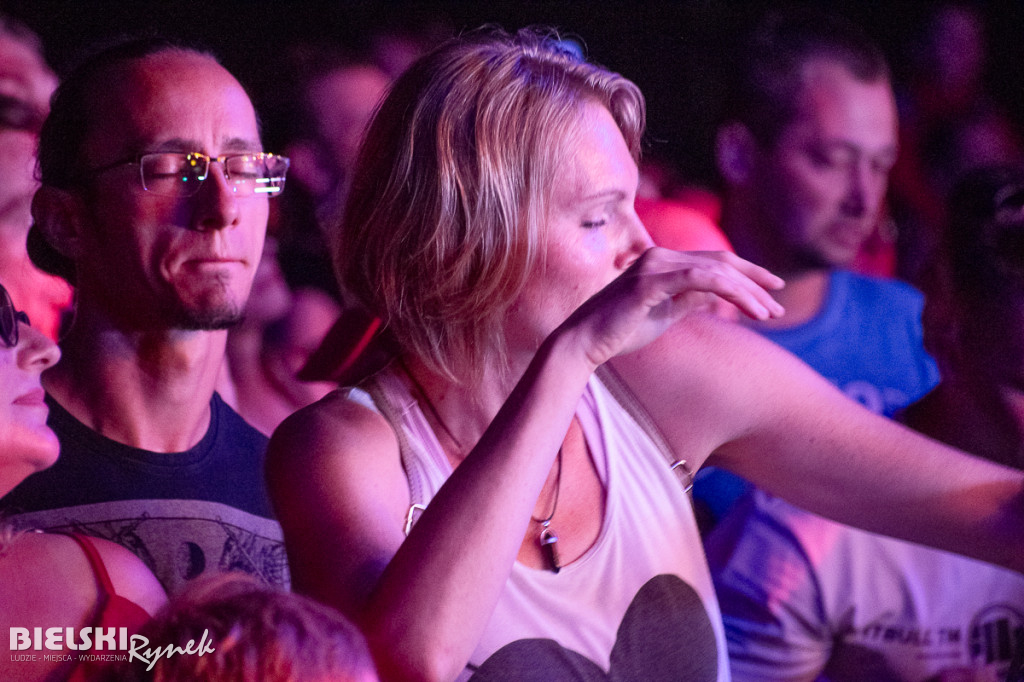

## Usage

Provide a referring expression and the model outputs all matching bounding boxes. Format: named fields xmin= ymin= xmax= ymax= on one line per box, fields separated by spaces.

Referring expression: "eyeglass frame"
xmin=0 ymin=283 xmax=31 ymax=349
xmin=79 ymin=151 xmax=291 ymax=198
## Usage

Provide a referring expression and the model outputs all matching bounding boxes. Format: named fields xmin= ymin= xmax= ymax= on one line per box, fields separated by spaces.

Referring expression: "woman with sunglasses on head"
xmin=0 ymin=282 xmax=166 ymax=682
xmin=268 ymin=29 xmax=1024 ymax=682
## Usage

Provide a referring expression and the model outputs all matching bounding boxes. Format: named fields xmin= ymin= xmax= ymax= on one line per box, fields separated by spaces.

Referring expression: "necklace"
xmin=401 ymin=359 xmax=565 ymax=574
xmin=532 ymin=446 xmax=563 ymax=574
xmin=401 ymin=359 xmax=468 ymax=457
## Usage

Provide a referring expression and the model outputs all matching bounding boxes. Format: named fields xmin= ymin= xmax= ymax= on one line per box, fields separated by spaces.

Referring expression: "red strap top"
xmin=64 ymin=533 xmax=152 ymax=681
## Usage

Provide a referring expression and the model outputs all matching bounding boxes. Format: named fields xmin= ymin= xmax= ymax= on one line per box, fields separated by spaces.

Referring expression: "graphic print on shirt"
xmin=849 ymin=602 xmax=1024 ymax=680
xmin=468 ymin=574 xmax=717 ymax=681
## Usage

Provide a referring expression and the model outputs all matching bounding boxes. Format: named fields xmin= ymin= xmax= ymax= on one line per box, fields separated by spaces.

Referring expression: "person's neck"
xmin=749 ymin=268 xmax=831 ymax=329
xmin=44 ymin=312 xmax=228 ymax=453
xmin=720 ymin=202 xmax=832 ymax=330
xmin=399 ymin=352 xmax=525 ymax=466
xmin=224 ymin=324 xmax=271 ymax=396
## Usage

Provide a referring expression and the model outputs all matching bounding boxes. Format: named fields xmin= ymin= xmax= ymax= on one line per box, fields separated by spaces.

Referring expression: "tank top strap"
xmin=595 ymin=365 xmax=695 ymax=495
xmin=61 ymin=532 xmax=116 ymax=601
xmin=363 ymin=369 xmax=434 ymax=531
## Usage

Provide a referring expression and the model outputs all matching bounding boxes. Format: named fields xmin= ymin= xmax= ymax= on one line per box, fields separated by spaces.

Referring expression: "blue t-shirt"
xmin=695 ymin=270 xmax=939 ymax=523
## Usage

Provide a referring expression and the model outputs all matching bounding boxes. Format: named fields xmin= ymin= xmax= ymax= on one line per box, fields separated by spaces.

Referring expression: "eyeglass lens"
xmin=140 ymin=153 xmax=288 ymax=198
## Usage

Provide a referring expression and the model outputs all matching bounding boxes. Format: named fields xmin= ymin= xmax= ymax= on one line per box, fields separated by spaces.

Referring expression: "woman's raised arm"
xmin=610 ymin=314 xmax=1024 ymax=572
xmin=267 ymin=247 xmax=787 ymax=682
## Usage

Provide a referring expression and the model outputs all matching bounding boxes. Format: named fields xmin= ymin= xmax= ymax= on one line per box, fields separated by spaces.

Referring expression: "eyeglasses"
xmin=0 ymin=284 xmax=30 ymax=349
xmin=86 ymin=152 xmax=290 ymax=198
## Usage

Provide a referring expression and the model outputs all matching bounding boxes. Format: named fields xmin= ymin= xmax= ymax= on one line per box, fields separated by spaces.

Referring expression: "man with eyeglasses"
xmin=1 ymin=38 xmax=292 ymax=595
xmin=0 ymin=14 xmax=72 ymax=342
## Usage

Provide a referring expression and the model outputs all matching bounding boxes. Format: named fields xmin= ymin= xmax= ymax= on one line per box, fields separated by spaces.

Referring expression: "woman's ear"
xmin=31 ymin=186 xmax=85 ymax=262
xmin=715 ymin=122 xmax=758 ymax=186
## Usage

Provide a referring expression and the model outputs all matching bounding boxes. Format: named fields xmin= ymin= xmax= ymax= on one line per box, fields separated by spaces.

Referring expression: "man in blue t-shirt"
xmin=700 ymin=9 xmax=938 ymax=522
xmin=1 ymin=39 xmax=292 ymax=594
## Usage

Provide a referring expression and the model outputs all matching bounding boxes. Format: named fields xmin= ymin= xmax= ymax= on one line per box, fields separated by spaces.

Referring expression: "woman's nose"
xmin=18 ymin=322 xmax=61 ymax=372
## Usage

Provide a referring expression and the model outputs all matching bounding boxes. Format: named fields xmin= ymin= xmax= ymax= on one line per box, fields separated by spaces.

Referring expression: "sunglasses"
xmin=0 ymin=284 xmax=30 ymax=348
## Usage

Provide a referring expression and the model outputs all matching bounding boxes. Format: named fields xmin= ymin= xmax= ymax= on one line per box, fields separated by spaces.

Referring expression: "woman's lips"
xmin=13 ymin=388 xmax=46 ymax=406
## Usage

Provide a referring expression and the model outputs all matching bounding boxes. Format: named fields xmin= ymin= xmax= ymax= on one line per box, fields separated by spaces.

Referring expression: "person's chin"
xmin=173 ymin=297 xmax=245 ymax=330
xmin=23 ymin=433 xmax=60 ymax=474
xmin=807 ymin=240 xmax=861 ymax=270
xmin=825 ymin=229 xmax=872 ymax=264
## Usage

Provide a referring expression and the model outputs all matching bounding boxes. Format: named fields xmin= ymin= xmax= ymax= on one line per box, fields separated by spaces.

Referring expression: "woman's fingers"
xmin=565 ymin=247 xmax=787 ymax=367
xmin=714 ymin=250 xmax=786 ymax=291
xmin=639 ymin=248 xmax=786 ymax=321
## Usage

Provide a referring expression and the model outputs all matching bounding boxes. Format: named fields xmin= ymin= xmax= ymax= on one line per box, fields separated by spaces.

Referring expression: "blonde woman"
xmin=268 ymin=29 xmax=1024 ymax=682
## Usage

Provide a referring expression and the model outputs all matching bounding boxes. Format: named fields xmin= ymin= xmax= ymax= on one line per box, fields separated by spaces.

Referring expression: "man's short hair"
xmin=722 ymin=8 xmax=890 ymax=146
xmin=37 ymin=37 xmax=219 ymax=191
xmin=27 ymin=37 xmax=221 ymax=284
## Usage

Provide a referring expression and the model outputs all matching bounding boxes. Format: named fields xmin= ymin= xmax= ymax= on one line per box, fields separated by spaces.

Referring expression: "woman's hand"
xmin=563 ymin=247 xmax=785 ymax=369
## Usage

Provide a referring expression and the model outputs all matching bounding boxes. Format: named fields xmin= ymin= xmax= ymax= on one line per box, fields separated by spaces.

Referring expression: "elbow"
xmin=365 ymin=625 xmax=468 ymax=682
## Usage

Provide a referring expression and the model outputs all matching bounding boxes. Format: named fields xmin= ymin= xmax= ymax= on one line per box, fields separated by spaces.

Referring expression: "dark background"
xmin=5 ymin=0 xmax=1024 ymax=187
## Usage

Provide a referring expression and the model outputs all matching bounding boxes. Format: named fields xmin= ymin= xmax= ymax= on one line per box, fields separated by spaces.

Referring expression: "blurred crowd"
xmin=2 ymin=3 xmax=1024 ymax=681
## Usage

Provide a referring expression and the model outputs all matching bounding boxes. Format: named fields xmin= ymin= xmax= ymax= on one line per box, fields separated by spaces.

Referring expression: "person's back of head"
xmin=921 ymin=164 xmax=1024 ymax=379
xmin=103 ymin=572 xmax=377 ymax=681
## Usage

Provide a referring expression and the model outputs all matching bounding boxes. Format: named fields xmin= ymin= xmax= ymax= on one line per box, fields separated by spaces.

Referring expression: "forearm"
xmin=363 ymin=327 xmax=596 ymax=682
xmin=719 ymin=385 xmax=1024 ymax=573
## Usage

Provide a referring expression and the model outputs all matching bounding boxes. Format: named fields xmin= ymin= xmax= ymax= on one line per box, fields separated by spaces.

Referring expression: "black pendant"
xmin=539 ymin=527 xmax=561 ymax=574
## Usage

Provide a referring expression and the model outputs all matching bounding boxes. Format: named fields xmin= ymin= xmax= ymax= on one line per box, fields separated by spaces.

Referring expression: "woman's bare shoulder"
xmin=1 ymin=530 xmax=90 ymax=576
xmin=2 ymin=532 xmax=166 ymax=615
xmin=266 ymin=386 xmax=408 ymax=527
xmin=270 ymin=387 xmax=398 ymax=460
xmin=89 ymin=536 xmax=167 ymax=614
xmin=266 ymin=388 xmax=411 ymax=612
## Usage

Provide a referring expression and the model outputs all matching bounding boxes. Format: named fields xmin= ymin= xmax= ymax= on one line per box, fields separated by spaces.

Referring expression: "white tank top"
xmin=358 ymin=367 xmax=729 ymax=681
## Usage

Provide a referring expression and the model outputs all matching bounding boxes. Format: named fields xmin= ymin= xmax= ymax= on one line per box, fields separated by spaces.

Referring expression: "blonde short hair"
xmin=336 ymin=27 xmax=645 ymax=381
